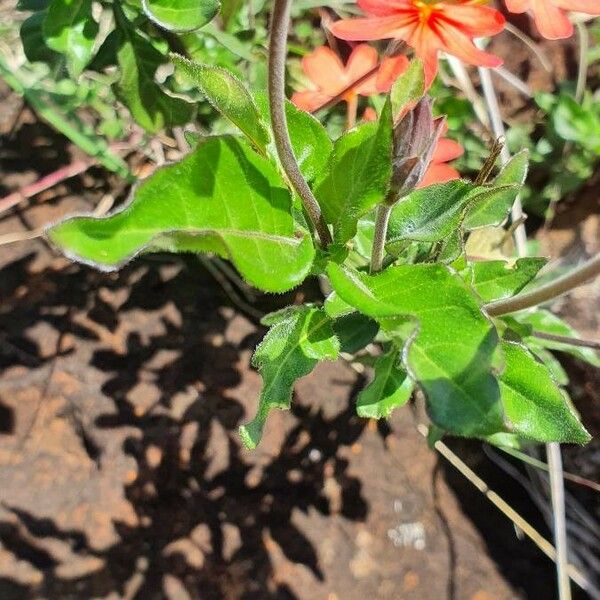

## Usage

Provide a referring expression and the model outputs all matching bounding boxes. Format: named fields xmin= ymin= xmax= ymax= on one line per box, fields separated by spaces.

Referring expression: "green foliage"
xmin=43 ymin=0 xmax=98 ymax=77
xmin=46 ymin=136 xmax=315 ymax=292
xmin=143 ymin=0 xmax=220 ymax=32
xmin=173 ymin=54 xmax=270 ymax=153
xmin=390 ymin=59 xmax=425 ymax=117
xmin=327 ymin=263 xmax=505 ymax=437
xmin=113 ymin=7 xmax=193 ymax=133
xmin=315 ymin=100 xmax=393 ymax=243
xmin=469 ymin=258 xmax=547 ymax=302
xmin=357 ymin=350 xmax=413 ymax=418
xmin=498 ymin=341 xmax=590 ymax=444
xmin=240 ymin=306 xmax=339 ymax=449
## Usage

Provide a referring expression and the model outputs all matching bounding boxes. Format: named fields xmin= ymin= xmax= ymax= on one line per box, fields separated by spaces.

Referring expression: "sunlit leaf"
xmin=240 ymin=306 xmax=339 ymax=448
xmin=315 ymin=100 xmax=393 ymax=243
xmin=47 ymin=136 xmax=315 ymax=293
xmin=470 ymin=257 xmax=547 ymax=302
xmin=327 ymin=263 xmax=505 ymax=436
xmin=143 ymin=0 xmax=220 ymax=32
xmin=43 ymin=0 xmax=98 ymax=77
xmin=499 ymin=341 xmax=590 ymax=443
xmin=464 ymin=151 xmax=529 ymax=230
xmin=174 ymin=55 xmax=270 ymax=154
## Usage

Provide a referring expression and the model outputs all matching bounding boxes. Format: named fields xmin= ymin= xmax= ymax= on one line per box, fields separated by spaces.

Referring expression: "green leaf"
xmin=315 ymin=100 xmax=393 ymax=243
xmin=20 ymin=11 xmax=59 ymax=64
xmin=386 ymin=180 xmax=519 ymax=252
xmin=46 ymin=136 xmax=315 ymax=293
xmin=498 ymin=341 xmax=590 ymax=444
xmin=43 ymin=0 xmax=98 ymax=77
xmin=470 ymin=257 xmax=547 ymax=302
xmin=357 ymin=350 xmax=413 ymax=418
xmin=464 ymin=151 xmax=529 ymax=230
xmin=255 ymin=92 xmax=332 ymax=183
xmin=173 ymin=55 xmax=270 ymax=154
xmin=327 ymin=263 xmax=505 ymax=437
xmin=143 ymin=0 xmax=220 ymax=32
xmin=532 ymin=347 xmax=569 ymax=386
xmin=333 ymin=313 xmax=378 ymax=354
xmin=113 ymin=8 xmax=193 ymax=133
xmin=240 ymin=305 xmax=339 ymax=448
xmin=516 ymin=309 xmax=600 ymax=368
xmin=390 ymin=58 xmax=425 ymax=117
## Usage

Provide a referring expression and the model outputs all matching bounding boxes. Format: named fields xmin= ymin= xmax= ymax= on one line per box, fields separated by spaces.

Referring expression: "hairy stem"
xmin=370 ymin=203 xmax=392 ymax=274
xmin=486 ymin=252 xmax=600 ymax=316
xmin=532 ymin=331 xmax=600 ymax=350
xmin=268 ymin=0 xmax=332 ymax=247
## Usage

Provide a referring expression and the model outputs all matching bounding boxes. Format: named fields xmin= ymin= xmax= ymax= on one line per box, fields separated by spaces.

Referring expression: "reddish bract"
xmin=291 ymin=44 xmax=408 ymax=112
xmin=505 ymin=0 xmax=600 ymax=40
xmin=330 ymin=0 xmax=505 ymax=88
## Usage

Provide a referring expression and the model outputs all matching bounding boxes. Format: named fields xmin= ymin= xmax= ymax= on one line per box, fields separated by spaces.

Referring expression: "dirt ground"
xmin=0 ymin=27 xmax=599 ymax=600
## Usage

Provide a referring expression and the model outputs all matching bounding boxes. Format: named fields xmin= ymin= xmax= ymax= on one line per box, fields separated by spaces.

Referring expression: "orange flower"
xmin=505 ymin=0 xmax=600 ymax=39
xmin=330 ymin=0 xmax=505 ymax=87
xmin=418 ymin=136 xmax=463 ymax=188
xmin=291 ymin=44 xmax=408 ymax=112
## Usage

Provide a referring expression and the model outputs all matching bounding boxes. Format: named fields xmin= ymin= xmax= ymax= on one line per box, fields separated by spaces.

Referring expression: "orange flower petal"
xmin=418 ymin=163 xmax=461 ymax=188
xmin=438 ymin=4 xmax=506 ymax=37
xmin=291 ymin=90 xmax=332 ymax=112
xmin=434 ymin=20 xmax=503 ymax=68
xmin=529 ymin=0 xmax=573 ymax=39
xmin=375 ymin=55 xmax=409 ymax=92
xmin=505 ymin=0 xmax=530 ymax=13
xmin=302 ymin=47 xmax=346 ymax=95
xmin=346 ymin=44 xmax=379 ymax=96
xmin=553 ymin=0 xmax=600 ymax=13
xmin=358 ymin=0 xmax=414 ymax=16
xmin=330 ymin=15 xmax=418 ymax=41
xmin=432 ymin=138 xmax=464 ymax=163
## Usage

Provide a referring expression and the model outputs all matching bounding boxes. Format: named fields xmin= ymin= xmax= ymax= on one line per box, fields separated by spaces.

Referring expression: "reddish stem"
xmin=0 ymin=160 xmax=90 ymax=215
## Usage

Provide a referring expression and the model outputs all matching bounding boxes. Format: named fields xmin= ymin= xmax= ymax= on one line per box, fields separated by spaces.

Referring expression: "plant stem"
xmin=346 ymin=95 xmax=358 ymax=130
xmin=267 ymin=0 xmax=332 ymax=247
xmin=548 ymin=443 xmax=572 ymax=600
xmin=486 ymin=252 xmax=600 ymax=316
xmin=532 ymin=331 xmax=600 ymax=350
xmin=370 ymin=203 xmax=392 ymax=274
xmin=575 ymin=21 xmax=589 ymax=104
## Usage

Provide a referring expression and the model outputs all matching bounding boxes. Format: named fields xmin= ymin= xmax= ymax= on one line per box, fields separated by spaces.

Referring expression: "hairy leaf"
xmin=464 ymin=151 xmax=529 ymax=230
xmin=43 ymin=0 xmax=98 ymax=77
xmin=114 ymin=8 xmax=193 ymax=133
xmin=315 ymin=100 xmax=393 ymax=243
xmin=390 ymin=58 xmax=425 ymax=118
xmin=143 ymin=0 xmax=220 ymax=32
xmin=46 ymin=136 xmax=315 ymax=292
xmin=499 ymin=341 xmax=589 ymax=443
xmin=516 ymin=309 xmax=600 ymax=368
xmin=327 ymin=263 xmax=505 ymax=436
xmin=470 ymin=257 xmax=547 ymax=302
xmin=333 ymin=313 xmax=378 ymax=354
xmin=258 ymin=94 xmax=333 ymax=183
xmin=174 ymin=55 xmax=270 ymax=154
xmin=240 ymin=306 xmax=339 ymax=448
xmin=386 ymin=181 xmax=519 ymax=252
xmin=357 ymin=350 xmax=413 ymax=418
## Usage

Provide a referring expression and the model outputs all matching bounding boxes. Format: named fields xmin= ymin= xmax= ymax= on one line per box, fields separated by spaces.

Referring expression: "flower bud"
xmin=389 ymin=97 xmax=445 ymax=202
